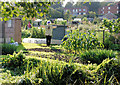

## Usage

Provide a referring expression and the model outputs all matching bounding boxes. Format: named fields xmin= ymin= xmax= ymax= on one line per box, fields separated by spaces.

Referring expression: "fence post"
xmin=64 ymin=23 xmax=65 ymax=36
xmin=103 ymin=30 xmax=105 ymax=44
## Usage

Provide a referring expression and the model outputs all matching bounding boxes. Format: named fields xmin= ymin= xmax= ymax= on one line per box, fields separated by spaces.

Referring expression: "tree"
xmin=48 ymin=7 xmax=63 ymax=18
xmin=65 ymin=2 xmax=74 ymax=8
xmin=0 ymin=2 xmax=53 ymax=21
xmin=73 ymin=2 xmax=84 ymax=8
xmin=84 ymin=2 xmax=101 ymax=14
xmin=88 ymin=11 xmax=96 ymax=18
xmin=64 ymin=10 xmax=72 ymax=21
xmin=50 ymin=2 xmax=62 ymax=9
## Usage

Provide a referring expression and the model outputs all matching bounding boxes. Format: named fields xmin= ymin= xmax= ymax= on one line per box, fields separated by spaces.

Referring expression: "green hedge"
xmin=80 ymin=49 xmax=116 ymax=64
xmin=22 ymin=27 xmax=45 ymax=38
xmin=30 ymin=27 xmax=45 ymax=38
xmin=22 ymin=30 xmax=31 ymax=38
xmin=1 ymin=44 xmax=17 ymax=55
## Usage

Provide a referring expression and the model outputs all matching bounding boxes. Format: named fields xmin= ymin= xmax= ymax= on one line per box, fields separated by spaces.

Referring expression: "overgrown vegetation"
xmin=1 ymin=51 xmax=120 ymax=84
xmin=22 ymin=27 xmax=45 ymax=38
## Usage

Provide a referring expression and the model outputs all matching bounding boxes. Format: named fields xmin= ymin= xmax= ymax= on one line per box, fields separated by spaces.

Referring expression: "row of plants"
xmin=26 ymin=49 xmax=117 ymax=65
xmin=101 ymin=18 xmax=120 ymax=51
xmin=22 ymin=27 xmax=45 ymax=38
xmin=1 ymin=51 xmax=120 ymax=84
xmin=61 ymin=30 xmax=103 ymax=54
xmin=41 ymin=19 xmax=67 ymax=25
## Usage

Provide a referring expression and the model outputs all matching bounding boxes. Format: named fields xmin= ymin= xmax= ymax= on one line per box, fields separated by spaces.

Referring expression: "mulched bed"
xmin=27 ymin=48 xmax=62 ymax=53
xmin=25 ymin=48 xmax=83 ymax=64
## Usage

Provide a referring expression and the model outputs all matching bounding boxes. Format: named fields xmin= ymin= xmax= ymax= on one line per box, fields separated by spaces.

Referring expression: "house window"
xmin=103 ymin=7 xmax=104 ymax=9
xmin=79 ymin=9 xmax=81 ymax=11
xmin=108 ymin=7 xmax=110 ymax=9
xmin=79 ymin=13 xmax=81 ymax=15
xmin=117 ymin=6 xmax=119 ymax=9
xmin=83 ymin=9 xmax=86 ymax=11
xmin=108 ymin=11 xmax=110 ymax=13
xmin=73 ymin=9 xmax=75 ymax=12
xmin=8 ymin=20 xmax=12 ymax=27
xmin=117 ymin=11 xmax=119 ymax=13
xmin=83 ymin=12 xmax=86 ymax=15
xmin=76 ymin=9 xmax=78 ymax=12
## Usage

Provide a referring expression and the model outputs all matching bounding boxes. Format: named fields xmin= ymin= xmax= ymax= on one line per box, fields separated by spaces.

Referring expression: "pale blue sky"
xmin=62 ymin=0 xmax=120 ymax=7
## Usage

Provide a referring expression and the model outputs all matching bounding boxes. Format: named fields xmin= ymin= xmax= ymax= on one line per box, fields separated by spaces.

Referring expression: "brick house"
xmin=98 ymin=2 xmax=120 ymax=15
xmin=101 ymin=12 xmax=118 ymax=19
xmin=64 ymin=6 xmax=88 ymax=16
xmin=0 ymin=18 xmax=21 ymax=43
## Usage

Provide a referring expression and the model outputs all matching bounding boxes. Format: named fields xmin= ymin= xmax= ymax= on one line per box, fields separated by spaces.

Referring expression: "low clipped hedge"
xmin=80 ymin=49 xmax=116 ymax=64
xmin=1 ymin=44 xmax=17 ymax=55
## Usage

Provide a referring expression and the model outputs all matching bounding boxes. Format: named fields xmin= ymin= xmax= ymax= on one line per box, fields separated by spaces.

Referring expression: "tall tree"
xmin=64 ymin=10 xmax=72 ymax=20
xmin=65 ymin=2 xmax=74 ymax=8
xmin=84 ymin=2 xmax=101 ymax=14
xmin=0 ymin=2 xmax=53 ymax=21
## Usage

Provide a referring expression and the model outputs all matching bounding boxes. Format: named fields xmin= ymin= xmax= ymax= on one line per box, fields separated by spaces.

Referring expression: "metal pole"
xmin=103 ymin=30 xmax=105 ymax=44
xmin=64 ymin=23 xmax=65 ymax=36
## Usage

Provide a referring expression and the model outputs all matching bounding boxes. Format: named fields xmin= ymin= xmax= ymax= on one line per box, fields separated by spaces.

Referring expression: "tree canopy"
xmin=0 ymin=2 xmax=54 ymax=21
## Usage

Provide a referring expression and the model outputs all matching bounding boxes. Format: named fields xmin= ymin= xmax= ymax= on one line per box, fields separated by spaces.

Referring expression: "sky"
xmin=62 ymin=0 xmax=120 ymax=7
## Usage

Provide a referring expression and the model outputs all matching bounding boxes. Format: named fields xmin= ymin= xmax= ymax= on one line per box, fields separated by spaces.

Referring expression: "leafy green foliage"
xmin=2 ymin=51 xmax=25 ymax=69
xmin=22 ymin=27 xmax=45 ymax=38
xmin=102 ymin=18 xmax=120 ymax=33
xmin=80 ymin=49 xmax=116 ymax=64
xmin=0 ymin=2 xmax=52 ymax=21
xmin=34 ymin=60 xmax=86 ymax=85
xmin=104 ymin=32 xmax=120 ymax=50
xmin=22 ymin=29 xmax=31 ymax=38
xmin=54 ymin=19 xmax=67 ymax=25
xmin=31 ymin=27 xmax=45 ymax=38
xmin=109 ymin=44 xmax=120 ymax=51
xmin=10 ymin=37 xmax=15 ymax=43
xmin=95 ymin=58 xmax=120 ymax=84
xmin=1 ymin=44 xmax=17 ymax=55
xmin=61 ymin=30 xmax=103 ymax=53
xmin=1 ymin=50 xmax=120 ymax=84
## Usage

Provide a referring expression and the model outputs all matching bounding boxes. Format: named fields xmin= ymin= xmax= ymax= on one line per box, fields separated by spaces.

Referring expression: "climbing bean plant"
xmin=102 ymin=18 xmax=120 ymax=33
xmin=61 ymin=29 xmax=103 ymax=54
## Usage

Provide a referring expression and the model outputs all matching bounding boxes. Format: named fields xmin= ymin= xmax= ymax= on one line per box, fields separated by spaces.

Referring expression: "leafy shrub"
xmin=104 ymin=33 xmax=120 ymax=51
xmin=80 ymin=49 xmax=116 ymax=64
xmin=35 ymin=60 xmax=87 ymax=85
xmin=62 ymin=30 xmax=103 ymax=53
xmin=2 ymin=44 xmax=17 ymax=55
xmin=10 ymin=37 xmax=15 ymax=43
xmin=109 ymin=44 xmax=120 ymax=51
xmin=95 ymin=58 xmax=120 ymax=84
xmin=22 ymin=30 xmax=31 ymax=38
xmin=30 ymin=27 xmax=45 ymax=38
xmin=2 ymin=51 xmax=25 ymax=69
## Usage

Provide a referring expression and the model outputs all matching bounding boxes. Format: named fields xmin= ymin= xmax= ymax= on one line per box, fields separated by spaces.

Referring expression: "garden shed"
xmin=52 ymin=25 xmax=68 ymax=40
xmin=0 ymin=18 xmax=21 ymax=43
